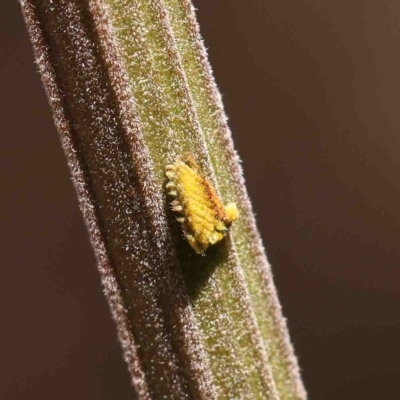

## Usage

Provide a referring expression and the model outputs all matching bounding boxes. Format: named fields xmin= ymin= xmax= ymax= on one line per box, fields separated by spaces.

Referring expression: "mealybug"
xmin=166 ymin=153 xmax=239 ymax=254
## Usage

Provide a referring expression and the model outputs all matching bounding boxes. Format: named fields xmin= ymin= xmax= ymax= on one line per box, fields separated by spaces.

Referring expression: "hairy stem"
xmin=20 ymin=0 xmax=306 ymax=399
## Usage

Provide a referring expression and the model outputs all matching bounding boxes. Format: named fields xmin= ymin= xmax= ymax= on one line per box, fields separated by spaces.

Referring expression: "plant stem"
xmin=20 ymin=0 xmax=306 ymax=398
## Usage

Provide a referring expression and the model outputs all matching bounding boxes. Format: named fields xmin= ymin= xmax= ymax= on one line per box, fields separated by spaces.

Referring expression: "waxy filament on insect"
xmin=166 ymin=153 xmax=239 ymax=254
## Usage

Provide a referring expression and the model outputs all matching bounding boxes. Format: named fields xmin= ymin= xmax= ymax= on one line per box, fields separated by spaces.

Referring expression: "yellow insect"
xmin=166 ymin=153 xmax=239 ymax=254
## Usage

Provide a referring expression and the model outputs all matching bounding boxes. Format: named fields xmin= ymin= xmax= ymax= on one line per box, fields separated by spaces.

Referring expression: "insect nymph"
xmin=166 ymin=153 xmax=239 ymax=254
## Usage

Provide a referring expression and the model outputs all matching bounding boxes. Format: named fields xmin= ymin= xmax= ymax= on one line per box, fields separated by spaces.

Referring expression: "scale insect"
xmin=166 ymin=153 xmax=239 ymax=254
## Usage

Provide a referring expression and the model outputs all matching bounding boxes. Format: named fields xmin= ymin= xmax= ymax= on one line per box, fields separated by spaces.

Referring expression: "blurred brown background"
xmin=2 ymin=0 xmax=400 ymax=399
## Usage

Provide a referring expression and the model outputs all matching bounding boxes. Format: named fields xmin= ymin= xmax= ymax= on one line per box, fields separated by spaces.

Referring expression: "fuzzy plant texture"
xmin=20 ymin=0 xmax=306 ymax=399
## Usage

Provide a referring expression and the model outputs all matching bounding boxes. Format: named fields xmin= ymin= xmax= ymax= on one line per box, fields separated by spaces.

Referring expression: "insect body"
xmin=166 ymin=153 xmax=239 ymax=254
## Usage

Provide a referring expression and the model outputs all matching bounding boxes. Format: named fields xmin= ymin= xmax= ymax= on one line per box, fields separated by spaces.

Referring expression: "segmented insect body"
xmin=166 ymin=153 xmax=239 ymax=254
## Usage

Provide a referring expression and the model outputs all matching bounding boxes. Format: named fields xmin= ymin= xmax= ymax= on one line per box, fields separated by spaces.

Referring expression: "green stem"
xmin=20 ymin=0 xmax=306 ymax=399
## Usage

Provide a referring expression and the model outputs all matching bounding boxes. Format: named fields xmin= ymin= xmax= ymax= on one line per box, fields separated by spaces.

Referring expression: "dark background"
xmin=2 ymin=1 xmax=400 ymax=399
